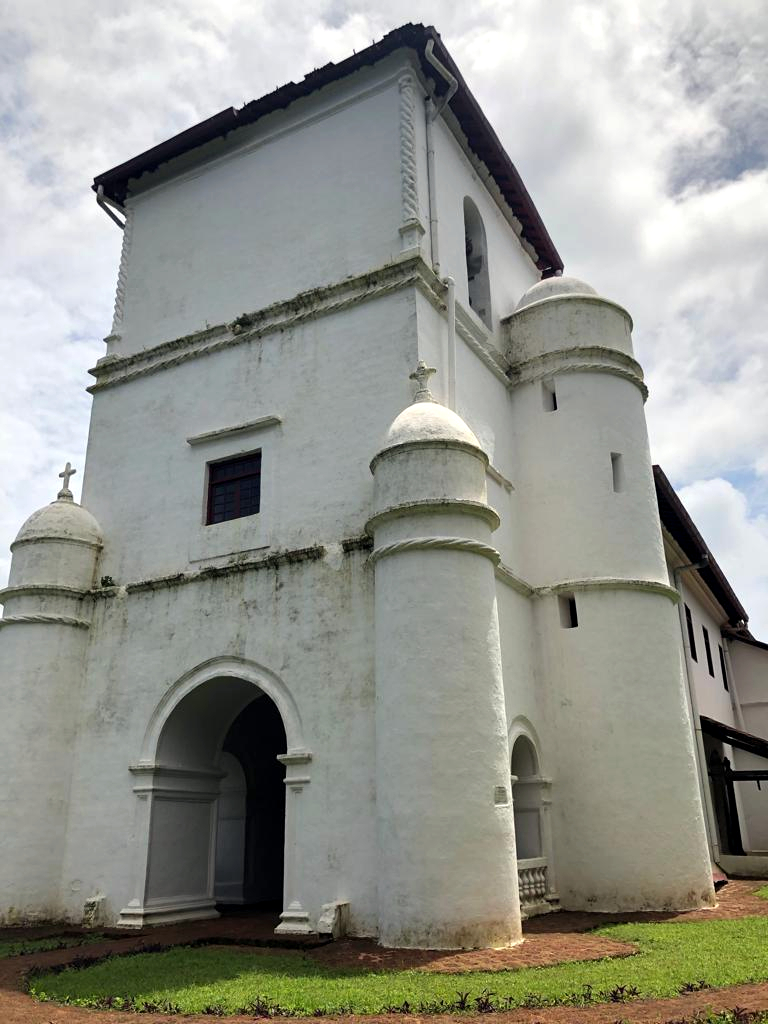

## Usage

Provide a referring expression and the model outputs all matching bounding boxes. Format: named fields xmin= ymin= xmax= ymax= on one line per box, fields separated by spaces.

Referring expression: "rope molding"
xmin=366 ymin=498 xmax=500 ymax=533
xmin=537 ymin=576 xmax=680 ymax=603
xmin=0 ymin=613 xmax=91 ymax=629
xmin=495 ymin=563 xmax=534 ymax=597
xmin=508 ymin=344 xmax=643 ymax=379
xmin=495 ymin=566 xmax=680 ymax=603
xmin=369 ymin=536 xmax=501 ymax=565
xmin=398 ymin=73 xmax=420 ymax=226
xmin=110 ymin=204 xmax=134 ymax=333
xmin=508 ymin=360 xmax=647 ymax=400
xmin=89 ymin=260 xmax=432 ymax=393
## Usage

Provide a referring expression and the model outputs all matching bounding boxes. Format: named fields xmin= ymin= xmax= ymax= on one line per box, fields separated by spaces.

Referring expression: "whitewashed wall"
xmin=431 ymin=116 xmax=540 ymax=345
xmin=680 ymin=578 xmax=737 ymax=726
xmin=2 ymin=38 xmax=719 ymax=932
xmin=728 ymin=638 xmax=768 ymax=851
xmin=84 ymin=295 xmax=416 ymax=584
xmin=113 ymin=56 xmax=407 ymax=356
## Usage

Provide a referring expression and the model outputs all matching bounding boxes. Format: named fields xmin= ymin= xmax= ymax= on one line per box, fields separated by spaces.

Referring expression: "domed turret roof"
xmin=515 ymin=274 xmax=598 ymax=311
xmin=14 ymin=496 xmax=103 ymax=548
xmin=383 ymin=400 xmax=480 ymax=450
xmin=376 ymin=361 xmax=482 ymax=456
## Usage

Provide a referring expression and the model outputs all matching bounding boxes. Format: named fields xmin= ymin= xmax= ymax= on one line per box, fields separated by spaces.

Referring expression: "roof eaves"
xmin=92 ymin=23 xmax=563 ymax=276
xmin=653 ymin=465 xmax=748 ymax=627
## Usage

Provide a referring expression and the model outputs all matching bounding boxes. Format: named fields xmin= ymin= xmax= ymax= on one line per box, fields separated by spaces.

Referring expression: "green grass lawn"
xmin=28 ymin=916 xmax=768 ymax=1015
xmin=0 ymin=933 xmax=103 ymax=959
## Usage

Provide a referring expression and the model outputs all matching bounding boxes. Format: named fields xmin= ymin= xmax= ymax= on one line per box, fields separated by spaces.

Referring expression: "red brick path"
xmin=1 ymin=879 xmax=766 ymax=1023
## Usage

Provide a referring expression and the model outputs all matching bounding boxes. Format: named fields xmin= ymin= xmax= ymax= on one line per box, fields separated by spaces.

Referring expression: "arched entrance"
xmin=510 ymin=730 xmax=557 ymax=915
xmin=118 ymin=658 xmax=312 ymax=932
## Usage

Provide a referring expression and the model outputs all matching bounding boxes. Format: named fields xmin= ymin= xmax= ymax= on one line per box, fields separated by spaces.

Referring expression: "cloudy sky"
xmin=1 ymin=0 xmax=766 ymax=634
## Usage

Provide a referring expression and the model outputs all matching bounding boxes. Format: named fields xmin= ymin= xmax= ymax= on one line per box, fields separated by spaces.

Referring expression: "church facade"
xmin=1 ymin=25 xmax=726 ymax=947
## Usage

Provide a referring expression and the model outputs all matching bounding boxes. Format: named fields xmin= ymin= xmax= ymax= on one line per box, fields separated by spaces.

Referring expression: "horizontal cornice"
xmin=366 ymin=498 xmax=500 ymax=533
xmin=506 ymin=345 xmax=647 ymax=401
xmin=93 ymin=544 xmax=326 ymax=596
xmin=186 ymin=415 xmax=282 ymax=446
xmin=89 ymin=254 xmax=444 ymax=393
xmin=494 ymin=566 xmax=679 ymax=604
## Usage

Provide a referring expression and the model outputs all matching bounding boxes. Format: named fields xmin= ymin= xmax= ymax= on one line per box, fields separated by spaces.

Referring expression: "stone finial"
xmin=409 ymin=361 xmax=437 ymax=403
xmin=57 ymin=462 xmax=77 ymax=501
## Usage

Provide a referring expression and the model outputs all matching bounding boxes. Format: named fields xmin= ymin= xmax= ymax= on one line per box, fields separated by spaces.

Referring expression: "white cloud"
xmin=678 ymin=478 xmax=768 ymax=637
xmin=1 ymin=0 xmax=766 ymax=638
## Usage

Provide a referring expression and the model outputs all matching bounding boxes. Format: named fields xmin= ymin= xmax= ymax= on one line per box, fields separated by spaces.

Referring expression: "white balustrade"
xmin=517 ymin=857 xmax=548 ymax=906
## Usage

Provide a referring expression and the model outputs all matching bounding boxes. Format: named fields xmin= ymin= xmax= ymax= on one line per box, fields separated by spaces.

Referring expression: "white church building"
xmin=2 ymin=24 xmax=765 ymax=948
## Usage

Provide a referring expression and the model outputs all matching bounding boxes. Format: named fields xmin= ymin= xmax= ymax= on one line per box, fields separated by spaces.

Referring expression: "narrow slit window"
xmin=685 ymin=604 xmax=697 ymax=661
xmin=559 ymin=594 xmax=578 ymax=628
xmin=703 ymin=626 xmax=715 ymax=677
xmin=542 ymin=380 xmax=558 ymax=411
xmin=718 ymin=645 xmax=729 ymax=691
xmin=611 ymin=452 xmax=625 ymax=492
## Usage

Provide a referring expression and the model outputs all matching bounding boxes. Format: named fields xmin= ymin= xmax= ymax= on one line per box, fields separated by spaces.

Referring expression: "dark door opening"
xmin=215 ymin=693 xmax=286 ymax=910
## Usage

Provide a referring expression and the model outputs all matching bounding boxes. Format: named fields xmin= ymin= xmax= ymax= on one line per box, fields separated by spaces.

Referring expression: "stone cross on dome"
xmin=409 ymin=360 xmax=437 ymax=403
xmin=57 ymin=462 xmax=77 ymax=501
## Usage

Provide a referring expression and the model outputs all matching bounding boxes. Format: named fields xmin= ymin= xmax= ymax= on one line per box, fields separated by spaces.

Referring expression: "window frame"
xmin=718 ymin=644 xmax=729 ymax=692
xmin=702 ymin=625 xmax=715 ymax=677
xmin=684 ymin=604 xmax=697 ymax=662
xmin=206 ymin=450 xmax=263 ymax=526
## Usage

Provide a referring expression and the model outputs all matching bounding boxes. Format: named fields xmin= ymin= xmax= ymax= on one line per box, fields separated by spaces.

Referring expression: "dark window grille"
xmin=703 ymin=625 xmax=715 ymax=677
xmin=718 ymin=644 xmax=729 ymax=691
xmin=207 ymin=452 xmax=262 ymax=525
xmin=685 ymin=604 xmax=697 ymax=661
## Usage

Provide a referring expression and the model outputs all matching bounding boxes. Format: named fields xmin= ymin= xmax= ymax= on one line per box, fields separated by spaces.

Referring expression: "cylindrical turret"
xmin=0 ymin=470 xmax=102 ymax=922
xmin=369 ymin=363 xmax=520 ymax=949
xmin=504 ymin=278 xmax=714 ymax=912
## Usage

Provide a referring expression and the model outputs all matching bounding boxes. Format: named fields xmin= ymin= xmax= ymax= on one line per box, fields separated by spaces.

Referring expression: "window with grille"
xmin=206 ymin=452 xmax=262 ymax=525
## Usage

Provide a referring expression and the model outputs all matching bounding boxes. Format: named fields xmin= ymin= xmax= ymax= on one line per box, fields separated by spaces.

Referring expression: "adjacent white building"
xmin=2 ymin=23 xmax=762 ymax=947
xmin=655 ymin=469 xmax=768 ymax=874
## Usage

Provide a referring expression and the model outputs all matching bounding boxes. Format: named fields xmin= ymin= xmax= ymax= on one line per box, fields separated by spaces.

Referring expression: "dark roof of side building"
xmin=92 ymin=23 xmax=563 ymax=276
xmin=653 ymin=465 xmax=749 ymax=629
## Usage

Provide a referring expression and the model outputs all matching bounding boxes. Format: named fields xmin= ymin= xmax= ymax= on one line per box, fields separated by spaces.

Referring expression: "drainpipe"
xmin=96 ymin=185 xmax=126 ymax=230
xmin=674 ymin=558 xmax=721 ymax=863
xmin=424 ymin=100 xmax=440 ymax=274
xmin=423 ymin=39 xmax=458 ymax=277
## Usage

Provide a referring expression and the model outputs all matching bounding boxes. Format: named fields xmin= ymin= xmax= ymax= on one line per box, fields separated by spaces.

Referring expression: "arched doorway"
xmin=118 ymin=660 xmax=312 ymax=931
xmin=510 ymin=732 xmax=556 ymax=915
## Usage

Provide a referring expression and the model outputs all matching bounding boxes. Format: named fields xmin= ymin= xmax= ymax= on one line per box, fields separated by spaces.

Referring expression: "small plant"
xmin=473 ymin=988 xmax=496 ymax=1012
xmin=100 ymin=575 xmax=115 ymax=587
xmin=680 ymin=979 xmax=712 ymax=993
xmin=455 ymin=990 xmax=470 ymax=1010
xmin=607 ymin=983 xmax=640 ymax=1002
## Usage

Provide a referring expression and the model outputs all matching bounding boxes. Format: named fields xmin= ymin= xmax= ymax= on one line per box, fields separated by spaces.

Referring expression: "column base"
xmin=117 ymin=897 xmax=219 ymax=929
xmin=275 ymin=900 xmax=314 ymax=935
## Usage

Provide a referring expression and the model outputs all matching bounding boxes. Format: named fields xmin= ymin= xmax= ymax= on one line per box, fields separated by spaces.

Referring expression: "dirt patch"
xmin=0 ymin=879 xmax=766 ymax=1023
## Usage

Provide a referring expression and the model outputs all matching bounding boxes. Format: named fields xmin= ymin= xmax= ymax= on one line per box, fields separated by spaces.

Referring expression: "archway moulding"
xmin=139 ymin=655 xmax=308 ymax=764
xmin=508 ymin=715 xmax=547 ymax=776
